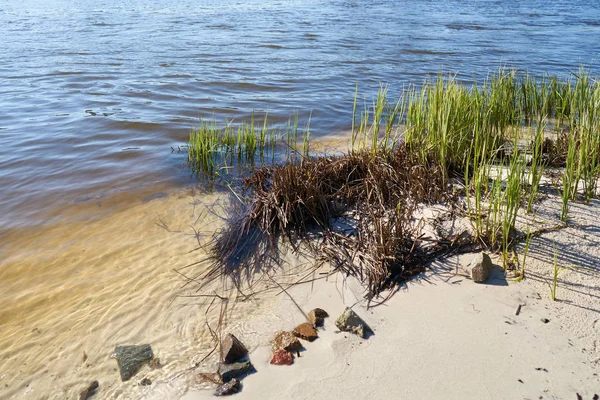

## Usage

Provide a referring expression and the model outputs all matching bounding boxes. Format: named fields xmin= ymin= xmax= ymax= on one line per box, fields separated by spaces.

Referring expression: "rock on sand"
xmin=335 ymin=307 xmax=373 ymax=338
xmin=469 ymin=252 xmax=492 ymax=282
xmin=221 ymin=333 xmax=248 ymax=364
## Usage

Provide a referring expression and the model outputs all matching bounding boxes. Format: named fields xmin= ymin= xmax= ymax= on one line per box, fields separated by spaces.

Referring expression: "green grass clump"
xmin=346 ymin=67 xmax=599 ymax=268
xmin=188 ymin=112 xmax=309 ymax=179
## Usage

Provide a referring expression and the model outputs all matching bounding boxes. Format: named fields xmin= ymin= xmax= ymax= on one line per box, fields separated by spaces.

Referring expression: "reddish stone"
xmin=270 ymin=349 xmax=294 ymax=366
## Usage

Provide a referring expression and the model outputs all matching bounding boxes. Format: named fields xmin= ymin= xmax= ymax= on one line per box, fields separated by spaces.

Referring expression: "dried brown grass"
xmin=203 ymin=144 xmax=456 ymax=299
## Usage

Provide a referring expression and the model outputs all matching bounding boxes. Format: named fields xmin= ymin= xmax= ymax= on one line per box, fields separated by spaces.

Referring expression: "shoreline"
xmin=1 ymin=141 xmax=599 ymax=399
xmin=0 ymin=133 xmax=355 ymax=400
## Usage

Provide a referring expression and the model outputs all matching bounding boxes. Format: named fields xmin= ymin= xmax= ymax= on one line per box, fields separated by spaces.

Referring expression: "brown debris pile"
xmin=206 ymin=144 xmax=460 ymax=299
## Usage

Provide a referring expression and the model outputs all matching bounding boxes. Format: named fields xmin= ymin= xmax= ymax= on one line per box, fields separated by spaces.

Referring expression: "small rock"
xmin=308 ymin=308 xmax=329 ymax=326
xmin=293 ymin=322 xmax=318 ymax=342
xmin=218 ymin=360 xmax=255 ymax=383
xmin=272 ymin=331 xmax=302 ymax=352
xmin=215 ymin=378 xmax=241 ymax=396
xmin=79 ymin=381 xmax=98 ymax=400
xmin=335 ymin=307 xmax=373 ymax=338
xmin=149 ymin=357 xmax=162 ymax=370
xmin=469 ymin=252 xmax=492 ymax=283
xmin=541 ymin=318 xmax=550 ymax=324
xmin=140 ymin=378 xmax=152 ymax=386
xmin=113 ymin=344 xmax=154 ymax=382
xmin=221 ymin=334 xmax=248 ymax=364
xmin=82 ymin=351 xmax=88 ymax=363
xmin=270 ymin=349 xmax=294 ymax=366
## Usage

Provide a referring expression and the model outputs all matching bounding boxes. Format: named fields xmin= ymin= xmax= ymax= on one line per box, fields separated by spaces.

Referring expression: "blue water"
xmin=1 ymin=0 xmax=599 ymax=229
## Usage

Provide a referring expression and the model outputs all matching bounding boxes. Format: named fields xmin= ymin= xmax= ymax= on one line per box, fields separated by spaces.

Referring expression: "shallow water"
xmin=1 ymin=0 xmax=600 ymax=398
xmin=0 ymin=189 xmax=222 ymax=398
xmin=1 ymin=0 xmax=599 ymax=230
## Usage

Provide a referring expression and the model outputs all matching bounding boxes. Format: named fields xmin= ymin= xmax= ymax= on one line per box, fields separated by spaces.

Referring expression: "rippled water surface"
xmin=1 ymin=0 xmax=599 ymax=230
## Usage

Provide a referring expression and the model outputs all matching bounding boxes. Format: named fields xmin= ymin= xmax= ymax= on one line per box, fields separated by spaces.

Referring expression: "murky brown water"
xmin=1 ymin=0 xmax=599 ymax=398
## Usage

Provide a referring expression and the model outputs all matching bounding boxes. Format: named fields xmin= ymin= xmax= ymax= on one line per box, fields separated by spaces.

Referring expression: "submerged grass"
xmin=188 ymin=112 xmax=312 ymax=180
xmin=189 ymin=67 xmax=600 ymax=298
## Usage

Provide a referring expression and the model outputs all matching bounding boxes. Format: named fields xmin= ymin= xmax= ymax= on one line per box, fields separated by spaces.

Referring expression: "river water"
xmin=0 ymin=0 xmax=599 ymax=398
xmin=1 ymin=0 xmax=599 ymax=231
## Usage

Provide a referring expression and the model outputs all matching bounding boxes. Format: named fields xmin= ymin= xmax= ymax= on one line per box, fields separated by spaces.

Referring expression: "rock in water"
xmin=221 ymin=333 xmax=248 ymax=364
xmin=140 ymin=378 xmax=152 ymax=386
xmin=272 ymin=331 xmax=303 ymax=352
xmin=218 ymin=360 xmax=255 ymax=383
xmin=335 ymin=307 xmax=373 ymax=338
xmin=113 ymin=344 xmax=154 ymax=381
xmin=215 ymin=378 xmax=241 ymax=396
xmin=270 ymin=349 xmax=294 ymax=366
xmin=293 ymin=322 xmax=318 ymax=342
xmin=469 ymin=252 xmax=492 ymax=282
xmin=79 ymin=381 xmax=99 ymax=400
xmin=308 ymin=308 xmax=329 ymax=326
xmin=149 ymin=357 xmax=162 ymax=370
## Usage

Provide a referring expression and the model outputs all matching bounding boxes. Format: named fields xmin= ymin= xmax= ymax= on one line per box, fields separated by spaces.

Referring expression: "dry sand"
xmin=182 ymin=264 xmax=599 ymax=399
xmin=182 ymin=195 xmax=600 ymax=400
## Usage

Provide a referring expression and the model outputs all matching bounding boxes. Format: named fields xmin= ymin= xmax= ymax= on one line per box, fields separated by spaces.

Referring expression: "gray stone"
xmin=221 ymin=333 xmax=248 ymax=364
xmin=113 ymin=344 xmax=154 ymax=382
xmin=335 ymin=307 xmax=373 ymax=338
xmin=140 ymin=378 xmax=152 ymax=386
xmin=469 ymin=252 xmax=492 ymax=282
xmin=215 ymin=378 xmax=241 ymax=396
xmin=218 ymin=360 xmax=255 ymax=383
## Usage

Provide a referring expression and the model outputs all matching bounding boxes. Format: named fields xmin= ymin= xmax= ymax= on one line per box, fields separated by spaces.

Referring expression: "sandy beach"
xmin=182 ymin=263 xmax=599 ymax=399
xmin=179 ymin=194 xmax=600 ymax=400
xmin=1 ymin=131 xmax=599 ymax=400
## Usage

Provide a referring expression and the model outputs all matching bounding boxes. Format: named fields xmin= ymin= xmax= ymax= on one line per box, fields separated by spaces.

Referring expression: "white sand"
xmin=181 ymin=262 xmax=598 ymax=399
xmin=181 ymin=195 xmax=600 ymax=400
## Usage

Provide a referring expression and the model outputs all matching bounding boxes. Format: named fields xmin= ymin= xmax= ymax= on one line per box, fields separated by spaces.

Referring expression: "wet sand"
xmin=0 ymin=187 xmax=238 ymax=399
